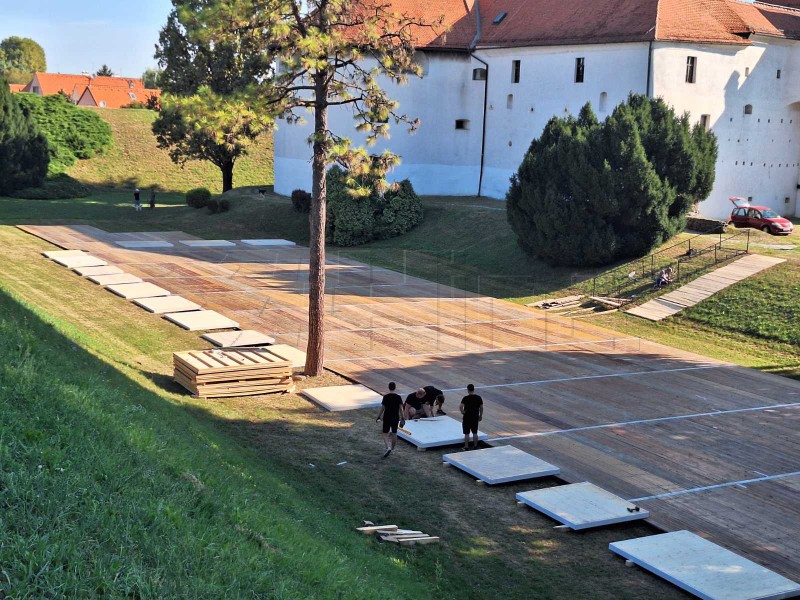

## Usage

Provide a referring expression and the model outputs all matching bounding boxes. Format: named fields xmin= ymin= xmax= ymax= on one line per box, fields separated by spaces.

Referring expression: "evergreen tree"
xmin=95 ymin=64 xmax=114 ymax=77
xmin=507 ymin=94 xmax=717 ymax=267
xmin=0 ymin=77 xmax=49 ymax=195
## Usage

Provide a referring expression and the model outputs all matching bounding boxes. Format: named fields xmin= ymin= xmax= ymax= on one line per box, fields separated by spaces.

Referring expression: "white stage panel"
xmin=201 ymin=330 xmax=276 ymax=347
xmin=106 ymin=282 xmax=171 ymax=299
xmin=610 ymin=531 xmax=800 ymax=600
xmin=133 ymin=296 xmax=202 ymax=314
xmin=265 ymin=344 xmax=306 ymax=369
xmin=398 ymin=416 xmax=487 ymax=449
xmin=43 ymin=249 xmax=84 ymax=259
xmin=116 ymin=241 xmax=174 ymax=248
xmin=88 ymin=273 xmax=143 ymax=286
xmin=163 ymin=310 xmax=239 ymax=331
xmin=180 ymin=240 xmax=236 ymax=247
xmin=52 ymin=254 xmax=107 ymax=268
xmin=516 ymin=482 xmax=649 ymax=530
xmin=240 ymin=239 xmax=296 ymax=246
xmin=73 ymin=265 xmax=124 ymax=277
xmin=301 ymin=384 xmax=382 ymax=412
xmin=443 ymin=445 xmax=560 ymax=484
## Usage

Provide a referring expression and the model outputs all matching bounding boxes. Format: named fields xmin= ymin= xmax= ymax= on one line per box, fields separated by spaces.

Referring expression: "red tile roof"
xmin=382 ymin=0 xmax=800 ymax=50
xmin=8 ymin=83 xmax=25 ymax=93
xmin=79 ymin=86 xmax=161 ymax=109
xmin=26 ymin=73 xmax=91 ymax=95
xmin=89 ymin=76 xmax=147 ymax=89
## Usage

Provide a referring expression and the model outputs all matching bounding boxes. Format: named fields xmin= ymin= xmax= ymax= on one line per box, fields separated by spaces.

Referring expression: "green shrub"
xmin=0 ymin=78 xmax=49 ymax=194
xmin=14 ymin=92 xmax=111 ymax=174
xmin=10 ymin=173 xmax=90 ymax=199
xmin=291 ymin=189 xmax=311 ymax=213
xmin=219 ymin=198 xmax=230 ymax=213
xmin=325 ymin=166 xmax=423 ymax=247
xmin=207 ymin=198 xmax=219 ymax=213
xmin=507 ymin=95 xmax=717 ymax=267
xmin=186 ymin=187 xmax=211 ymax=208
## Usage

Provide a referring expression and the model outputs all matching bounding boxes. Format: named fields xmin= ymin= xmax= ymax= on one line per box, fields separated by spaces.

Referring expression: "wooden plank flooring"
xmin=627 ymin=254 xmax=786 ymax=321
xmin=20 ymin=224 xmax=800 ymax=583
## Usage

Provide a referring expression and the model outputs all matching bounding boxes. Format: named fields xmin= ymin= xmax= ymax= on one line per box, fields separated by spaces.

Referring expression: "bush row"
xmin=290 ymin=167 xmax=424 ymax=246
xmin=10 ymin=173 xmax=90 ymax=199
xmin=185 ymin=187 xmax=229 ymax=213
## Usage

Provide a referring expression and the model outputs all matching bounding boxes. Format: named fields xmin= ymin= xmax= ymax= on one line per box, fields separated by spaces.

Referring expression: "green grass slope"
xmin=66 ymin=108 xmax=273 ymax=193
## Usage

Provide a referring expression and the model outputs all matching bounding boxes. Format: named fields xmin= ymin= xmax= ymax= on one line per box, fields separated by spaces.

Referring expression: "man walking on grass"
xmin=460 ymin=384 xmax=483 ymax=450
xmin=376 ymin=382 xmax=404 ymax=458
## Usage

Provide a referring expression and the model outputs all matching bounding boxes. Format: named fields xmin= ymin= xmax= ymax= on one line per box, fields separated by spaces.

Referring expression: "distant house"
xmin=20 ymin=72 xmax=160 ymax=108
xmin=76 ymin=85 xmax=161 ymax=109
xmin=8 ymin=83 xmax=25 ymax=93
xmin=22 ymin=73 xmax=92 ymax=99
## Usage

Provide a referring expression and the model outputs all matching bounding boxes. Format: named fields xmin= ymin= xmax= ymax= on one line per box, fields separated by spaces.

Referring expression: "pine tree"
xmin=0 ymin=77 xmax=49 ymax=195
xmin=507 ymin=94 xmax=717 ymax=267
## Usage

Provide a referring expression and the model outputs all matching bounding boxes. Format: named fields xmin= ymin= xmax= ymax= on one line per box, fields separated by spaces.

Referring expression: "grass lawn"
xmin=65 ymin=108 xmax=273 ymax=194
xmin=0 ymin=225 xmax=684 ymax=599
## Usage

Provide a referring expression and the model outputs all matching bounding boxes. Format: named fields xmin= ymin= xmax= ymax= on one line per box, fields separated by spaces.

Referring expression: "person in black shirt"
xmin=404 ymin=385 xmax=445 ymax=419
xmin=460 ymin=384 xmax=483 ymax=450
xmin=376 ymin=382 xmax=404 ymax=458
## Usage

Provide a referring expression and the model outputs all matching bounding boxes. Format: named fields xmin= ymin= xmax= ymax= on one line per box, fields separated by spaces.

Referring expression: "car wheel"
xmin=761 ymin=225 xmax=772 ymax=235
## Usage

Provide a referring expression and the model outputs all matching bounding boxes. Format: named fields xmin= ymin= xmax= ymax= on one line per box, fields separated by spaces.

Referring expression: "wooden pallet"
xmin=173 ymin=347 xmax=293 ymax=398
xmin=356 ymin=524 xmax=439 ymax=545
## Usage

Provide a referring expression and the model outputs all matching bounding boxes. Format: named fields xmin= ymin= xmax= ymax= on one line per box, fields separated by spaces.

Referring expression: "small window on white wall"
xmin=455 ymin=119 xmax=470 ymax=130
xmin=744 ymin=104 xmax=753 ymax=115
xmin=599 ymin=92 xmax=608 ymax=112
xmin=575 ymin=58 xmax=585 ymax=83
xmin=472 ymin=67 xmax=487 ymax=81
xmin=511 ymin=60 xmax=521 ymax=83
xmin=777 ymin=69 xmax=782 ymax=79
xmin=745 ymin=67 xmax=750 ymax=77
xmin=700 ymin=114 xmax=711 ymax=131
xmin=686 ymin=56 xmax=697 ymax=83
xmin=507 ymin=94 xmax=513 ymax=109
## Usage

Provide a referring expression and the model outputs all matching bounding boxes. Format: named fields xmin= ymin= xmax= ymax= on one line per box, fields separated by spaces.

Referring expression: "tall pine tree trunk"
xmin=220 ymin=159 xmax=234 ymax=193
xmin=305 ymin=71 xmax=328 ymax=376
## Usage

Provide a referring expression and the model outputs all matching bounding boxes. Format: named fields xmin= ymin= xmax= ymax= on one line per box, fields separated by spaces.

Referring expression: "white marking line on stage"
xmin=325 ymin=338 xmax=642 ymax=363
xmin=628 ymin=470 xmax=800 ymax=503
xmin=465 ymin=365 xmax=724 ymax=394
xmin=488 ymin=400 xmax=800 ymax=443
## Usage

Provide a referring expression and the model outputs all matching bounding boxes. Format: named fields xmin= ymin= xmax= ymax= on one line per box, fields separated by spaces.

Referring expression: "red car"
xmin=727 ymin=197 xmax=795 ymax=236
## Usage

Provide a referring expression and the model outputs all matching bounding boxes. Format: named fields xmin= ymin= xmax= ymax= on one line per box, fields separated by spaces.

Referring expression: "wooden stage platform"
xmin=20 ymin=225 xmax=800 ymax=583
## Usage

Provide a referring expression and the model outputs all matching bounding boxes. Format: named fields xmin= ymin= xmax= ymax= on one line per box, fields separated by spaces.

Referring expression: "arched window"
xmin=599 ymin=92 xmax=608 ymax=112
xmin=744 ymin=104 xmax=753 ymax=115
xmin=507 ymin=94 xmax=514 ymax=109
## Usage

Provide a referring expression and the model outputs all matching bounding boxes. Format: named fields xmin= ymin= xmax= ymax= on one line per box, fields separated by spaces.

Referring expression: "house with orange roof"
xmin=274 ymin=0 xmax=800 ymax=218
xmin=8 ymin=83 xmax=25 ymax=93
xmin=76 ymin=85 xmax=161 ymax=109
xmin=22 ymin=73 xmax=92 ymax=99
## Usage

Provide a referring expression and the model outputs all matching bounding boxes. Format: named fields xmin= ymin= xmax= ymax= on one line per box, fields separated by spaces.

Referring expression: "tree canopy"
xmin=191 ymin=0 xmax=440 ymax=374
xmin=95 ymin=64 xmax=114 ymax=77
xmin=0 ymin=77 xmax=49 ymax=195
xmin=152 ymin=0 xmax=273 ymax=192
xmin=141 ymin=68 xmax=162 ymax=89
xmin=506 ymin=95 xmax=718 ymax=267
xmin=0 ymin=37 xmax=46 ymax=84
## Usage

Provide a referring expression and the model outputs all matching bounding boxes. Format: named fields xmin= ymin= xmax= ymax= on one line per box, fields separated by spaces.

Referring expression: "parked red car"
xmin=727 ymin=197 xmax=795 ymax=235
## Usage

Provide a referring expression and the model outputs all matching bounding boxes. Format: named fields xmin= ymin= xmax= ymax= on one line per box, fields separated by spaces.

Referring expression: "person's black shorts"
xmin=462 ymin=417 xmax=479 ymax=435
xmin=383 ymin=419 xmax=400 ymax=434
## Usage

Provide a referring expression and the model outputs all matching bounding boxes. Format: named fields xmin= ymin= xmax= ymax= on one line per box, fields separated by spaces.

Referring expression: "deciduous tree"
xmin=195 ymin=0 xmax=440 ymax=375
xmin=506 ymin=95 xmax=718 ymax=267
xmin=0 ymin=36 xmax=46 ymax=84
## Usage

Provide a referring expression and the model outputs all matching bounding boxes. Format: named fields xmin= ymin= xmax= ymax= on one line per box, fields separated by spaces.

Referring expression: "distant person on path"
xmin=376 ymin=382 xmax=404 ymax=458
xmin=404 ymin=385 xmax=445 ymax=420
xmin=149 ymin=188 xmax=156 ymax=209
xmin=133 ymin=188 xmax=141 ymax=212
xmin=460 ymin=384 xmax=483 ymax=450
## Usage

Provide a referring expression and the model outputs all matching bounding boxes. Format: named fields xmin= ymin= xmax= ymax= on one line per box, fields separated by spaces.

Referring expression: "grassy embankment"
xmin=66 ymin=108 xmax=273 ymax=194
xmin=0 ymin=225 xmax=684 ymax=599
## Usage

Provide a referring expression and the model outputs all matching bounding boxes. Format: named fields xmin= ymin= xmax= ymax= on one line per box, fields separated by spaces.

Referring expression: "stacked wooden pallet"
xmin=356 ymin=524 xmax=440 ymax=546
xmin=173 ymin=347 xmax=293 ymax=398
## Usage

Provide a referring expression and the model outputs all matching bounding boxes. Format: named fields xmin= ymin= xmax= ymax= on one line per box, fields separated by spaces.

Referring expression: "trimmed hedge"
xmin=15 ymin=92 xmax=111 ymax=174
xmin=291 ymin=189 xmax=311 ymax=213
xmin=326 ymin=166 xmax=423 ymax=246
xmin=207 ymin=198 xmax=231 ymax=214
xmin=186 ymin=187 xmax=211 ymax=208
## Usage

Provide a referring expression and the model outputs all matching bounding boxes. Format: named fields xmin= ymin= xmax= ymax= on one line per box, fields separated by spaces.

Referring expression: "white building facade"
xmin=274 ymin=0 xmax=800 ymax=219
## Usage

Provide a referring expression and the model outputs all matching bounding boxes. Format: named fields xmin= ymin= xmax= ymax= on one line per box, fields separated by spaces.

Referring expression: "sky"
xmin=0 ymin=0 xmax=174 ymax=77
